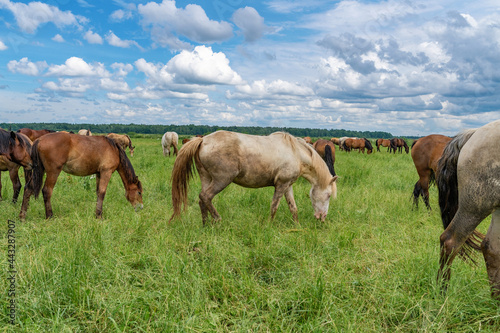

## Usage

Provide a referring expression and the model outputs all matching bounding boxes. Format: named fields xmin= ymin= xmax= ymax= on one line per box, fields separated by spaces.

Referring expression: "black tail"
xmin=27 ymin=140 xmax=45 ymax=199
xmin=437 ymin=129 xmax=484 ymax=260
xmin=342 ymin=141 xmax=349 ymax=152
xmin=324 ymin=145 xmax=336 ymax=176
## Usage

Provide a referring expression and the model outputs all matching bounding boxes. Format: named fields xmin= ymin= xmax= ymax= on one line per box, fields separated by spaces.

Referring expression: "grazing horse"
xmin=19 ymin=132 xmax=143 ymax=220
xmin=0 ymin=129 xmax=32 ymax=169
xmin=375 ymin=139 xmax=391 ymax=152
xmin=390 ymin=138 xmax=409 ymax=154
xmin=0 ymin=133 xmax=32 ymax=203
xmin=170 ymin=131 xmax=338 ymax=224
xmin=435 ymin=120 xmax=500 ymax=298
xmin=313 ymin=139 xmax=337 ymax=176
xmin=343 ymin=138 xmax=373 ymax=154
xmin=107 ymin=133 xmax=135 ymax=156
xmin=162 ymin=132 xmax=179 ymax=157
xmin=410 ymin=134 xmax=451 ymax=210
xmin=16 ymin=128 xmax=54 ymax=142
xmin=78 ymin=129 xmax=92 ymax=136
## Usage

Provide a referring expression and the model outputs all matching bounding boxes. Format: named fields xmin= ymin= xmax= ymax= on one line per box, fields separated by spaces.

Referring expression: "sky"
xmin=0 ymin=0 xmax=499 ymax=136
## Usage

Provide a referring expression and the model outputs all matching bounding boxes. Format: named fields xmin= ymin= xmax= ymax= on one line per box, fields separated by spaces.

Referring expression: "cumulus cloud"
xmin=228 ymin=79 xmax=314 ymax=99
xmin=0 ymin=40 xmax=7 ymax=50
xmin=231 ymin=7 xmax=269 ymax=42
xmin=106 ymin=31 xmax=143 ymax=50
xmin=110 ymin=9 xmax=133 ymax=22
xmin=45 ymin=57 xmax=109 ymax=77
xmin=0 ymin=0 xmax=83 ymax=33
xmin=7 ymin=57 xmax=47 ymax=76
xmin=52 ymin=34 xmax=64 ymax=43
xmin=138 ymin=0 xmax=233 ymax=49
xmin=84 ymin=29 xmax=103 ymax=44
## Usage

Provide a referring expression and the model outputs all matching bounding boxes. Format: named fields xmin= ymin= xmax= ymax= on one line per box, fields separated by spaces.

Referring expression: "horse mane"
xmin=363 ymin=138 xmax=373 ymax=150
xmin=125 ymin=134 xmax=133 ymax=149
xmin=437 ymin=128 xmax=483 ymax=262
xmin=106 ymin=137 xmax=141 ymax=189
xmin=411 ymin=139 xmax=418 ymax=149
xmin=0 ymin=130 xmax=28 ymax=154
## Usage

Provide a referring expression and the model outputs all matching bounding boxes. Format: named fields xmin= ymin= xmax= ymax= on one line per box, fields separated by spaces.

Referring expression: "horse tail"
xmin=28 ymin=140 xmax=45 ymax=199
xmin=342 ymin=141 xmax=349 ymax=152
xmin=437 ymin=128 xmax=484 ymax=260
xmin=169 ymin=137 xmax=204 ymax=222
xmin=324 ymin=144 xmax=336 ymax=176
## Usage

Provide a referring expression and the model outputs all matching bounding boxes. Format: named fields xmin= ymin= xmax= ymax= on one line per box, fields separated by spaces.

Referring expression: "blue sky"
xmin=0 ymin=0 xmax=499 ymax=136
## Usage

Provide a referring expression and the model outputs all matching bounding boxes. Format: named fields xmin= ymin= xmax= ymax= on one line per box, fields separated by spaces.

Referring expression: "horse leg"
xmin=41 ymin=170 xmax=62 ymax=219
xmin=270 ymin=182 xmax=293 ymax=221
xmin=283 ymin=185 xmax=298 ymax=223
xmin=482 ymin=210 xmax=500 ymax=299
xmin=173 ymin=143 xmax=178 ymax=156
xmin=414 ymin=171 xmax=431 ymax=210
xmin=95 ymin=172 xmax=111 ymax=219
xmin=198 ymin=171 xmax=233 ymax=224
xmin=9 ymin=166 xmax=21 ymax=203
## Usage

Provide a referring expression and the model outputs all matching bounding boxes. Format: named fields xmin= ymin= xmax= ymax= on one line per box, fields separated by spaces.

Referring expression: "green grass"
xmin=1 ymin=136 xmax=500 ymax=332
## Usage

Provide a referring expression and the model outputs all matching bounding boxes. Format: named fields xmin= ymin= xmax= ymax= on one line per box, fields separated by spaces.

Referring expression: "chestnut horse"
xmin=19 ymin=132 xmax=143 ymax=219
xmin=343 ymin=138 xmax=373 ymax=154
xmin=410 ymin=134 xmax=451 ymax=210
xmin=170 ymin=131 xmax=338 ymax=224
xmin=436 ymin=119 xmax=500 ymax=299
xmin=375 ymin=139 xmax=391 ymax=152
xmin=162 ymin=131 xmax=179 ymax=157
xmin=17 ymin=128 xmax=54 ymax=142
xmin=0 ymin=129 xmax=32 ymax=169
xmin=0 ymin=133 xmax=32 ymax=203
xmin=303 ymin=136 xmax=313 ymax=145
xmin=313 ymin=139 xmax=337 ymax=176
xmin=390 ymin=138 xmax=409 ymax=154
xmin=107 ymin=133 xmax=135 ymax=156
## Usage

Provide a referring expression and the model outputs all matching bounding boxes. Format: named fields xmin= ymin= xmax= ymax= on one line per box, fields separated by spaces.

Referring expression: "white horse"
xmin=170 ymin=131 xmax=338 ymax=224
xmin=78 ymin=129 xmax=92 ymax=136
xmin=161 ymin=132 xmax=178 ymax=157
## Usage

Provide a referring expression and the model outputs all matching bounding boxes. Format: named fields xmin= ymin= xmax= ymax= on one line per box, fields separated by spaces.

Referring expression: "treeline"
xmin=1 ymin=122 xmax=394 ymax=139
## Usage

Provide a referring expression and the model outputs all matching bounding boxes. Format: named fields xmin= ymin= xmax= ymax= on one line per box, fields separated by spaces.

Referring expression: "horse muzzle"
xmin=134 ymin=203 xmax=144 ymax=212
xmin=314 ymin=211 xmax=327 ymax=222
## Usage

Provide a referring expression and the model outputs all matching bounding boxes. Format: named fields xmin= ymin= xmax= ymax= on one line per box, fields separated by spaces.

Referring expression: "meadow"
xmin=1 ymin=135 xmax=499 ymax=332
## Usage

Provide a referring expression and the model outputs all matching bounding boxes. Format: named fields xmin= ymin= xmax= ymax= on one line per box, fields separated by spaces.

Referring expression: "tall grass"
xmin=1 ymin=137 xmax=499 ymax=332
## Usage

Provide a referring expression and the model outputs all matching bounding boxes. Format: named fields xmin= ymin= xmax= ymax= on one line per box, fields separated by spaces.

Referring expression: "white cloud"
xmin=110 ymin=9 xmax=132 ymax=22
xmin=7 ymin=57 xmax=47 ymax=76
xmin=0 ymin=0 xmax=82 ymax=33
xmin=106 ymin=31 xmax=142 ymax=50
xmin=84 ymin=29 xmax=103 ymax=44
xmin=52 ymin=34 xmax=64 ymax=43
xmin=231 ymin=7 xmax=269 ymax=42
xmin=229 ymin=79 xmax=314 ymax=99
xmin=0 ymin=40 xmax=7 ymax=50
xmin=45 ymin=57 xmax=109 ymax=77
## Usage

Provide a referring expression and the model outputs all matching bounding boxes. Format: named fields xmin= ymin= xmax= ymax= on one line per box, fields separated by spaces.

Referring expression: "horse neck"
xmin=298 ymin=146 xmax=329 ymax=186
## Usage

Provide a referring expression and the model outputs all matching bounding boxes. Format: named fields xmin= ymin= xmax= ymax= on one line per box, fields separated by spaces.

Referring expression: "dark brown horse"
xmin=0 ymin=133 xmax=32 ymax=203
xmin=17 ymin=128 xmax=54 ymax=142
xmin=0 ymin=129 xmax=32 ymax=169
xmin=390 ymin=138 xmax=409 ymax=154
xmin=375 ymin=138 xmax=391 ymax=152
xmin=313 ymin=139 xmax=336 ymax=176
xmin=343 ymin=138 xmax=373 ymax=154
xmin=19 ymin=132 xmax=143 ymax=219
xmin=410 ymin=134 xmax=451 ymax=209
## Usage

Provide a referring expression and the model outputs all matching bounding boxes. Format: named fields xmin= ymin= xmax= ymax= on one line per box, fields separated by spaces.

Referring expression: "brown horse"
xmin=107 ymin=133 xmax=135 ymax=156
xmin=0 ymin=129 xmax=32 ymax=169
xmin=170 ymin=131 xmax=337 ymax=224
xmin=410 ymin=134 xmax=451 ymax=210
xmin=0 ymin=133 xmax=32 ymax=203
xmin=436 ymin=120 xmax=500 ymax=299
xmin=375 ymin=139 xmax=391 ymax=152
xmin=19 ymin=132 xmax=143 ymax=219
xmin=343 ymin=138 xmax=373 ymax=154
xmin=313 ymin=139 xmax=336 ymax=176
xmin=16 ymin=128 xmax=55 ymax=142
xmin=390 ymin=138 xmax=409 ymax=154
xmin=303 ymin=136 xmax=313 ymax=145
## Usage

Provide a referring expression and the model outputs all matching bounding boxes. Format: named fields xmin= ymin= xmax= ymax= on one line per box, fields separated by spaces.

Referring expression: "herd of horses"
xmin=2 ymin=120 xmax=500 ymax=300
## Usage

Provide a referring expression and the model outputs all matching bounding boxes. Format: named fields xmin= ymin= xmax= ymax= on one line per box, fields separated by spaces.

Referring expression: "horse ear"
xmin=330 ymin=175 xmax=338 ymax=184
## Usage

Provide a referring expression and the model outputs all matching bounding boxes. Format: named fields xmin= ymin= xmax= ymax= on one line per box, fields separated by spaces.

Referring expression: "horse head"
xmin=126 ymin=176 xmax=143 ymax=211
xmin=7 ymin=131 xmax=33 ymax=170
xmin=309 ymin=175 xmax=338 ymax=221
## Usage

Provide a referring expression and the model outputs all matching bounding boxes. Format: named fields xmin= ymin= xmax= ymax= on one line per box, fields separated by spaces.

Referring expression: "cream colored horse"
xmin=161 ymin=131 xmax=178 ymax=156
xmin=78 ymin=129 xmax=92 ymax=136
xmin=107 ymin=133 xmax=135 ymax=156
xmin=170 ymin=131 xmax=338 ymax=224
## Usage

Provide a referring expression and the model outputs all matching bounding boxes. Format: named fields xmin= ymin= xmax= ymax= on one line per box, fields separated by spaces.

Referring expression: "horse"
xmin=16 ymin=128 xmax=54 ymax=142
xmin=107 ymin=133 xmax=135 ymax=156
xmin=390 ymin=138 xmax=409 ymax=154
xmin=162 ymin=132 xmax=179 ymax=157
xmin=0 ymin=133 xmax=32 ymax=203
xmin=375 ymin=139 xmax=391 ymax=152
xmin=410 ymin=134 xmax=451 ymax=210
xmin=436 ymin=119 xmax=500 ymax=299
xmin=343 ymin=138 xmax=373 ymax=154
xmin=304 ymin=137 xmax=313 ymax=145
xmin=78 ymin=129 xmax=92 ymax=136
xmin=0 ymin=129 xmax=32 ymax=170
xmin=313 ymin=139 xmax=337 ymax=176
xmin=169 ymin=131 xmax=338 ymax=225
xmin=330 ymin=138 xmax=340 ymax=146
xmin=19 ymin=132 xmax=143 ymax=220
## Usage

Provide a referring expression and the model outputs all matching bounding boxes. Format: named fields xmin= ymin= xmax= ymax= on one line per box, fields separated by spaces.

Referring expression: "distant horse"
xmin=436 ymin=119 xmax=500 ymax=299
xmin=375 ymin=139 xmax=391 ymax=152
xmin=343 ymin=138 xmax=373 ymax=154
xmin=16 ymin=128 xmax=54 ymax=142
xmin=107 ymin=133 xmax=135 ymax=157
xmin=0 ymin=129 xmax=32 ymax=169
xmin=182 ymin=138 xmax=190 ymax=145
xmin=410 ymin=134 xmax=451 ymax=210
xmin=78 ymin=129 xmax=92 ymax=136
xmin=304 ymin=137 xmax=313 ymax=145
xmin=390 ymin=138 xmax=409 ymax=154
xmin=330 ymin=138 xmax=340 ymax=146
xmin=0 ymin=133 xmax=32 ymax=203
xmin=19 ymin=132 xmax=143 ymax=220
xmin=313 ymin=139 xmax=337 ymax=176
xmin=170 ymin=131 xmax=338 ymax=224
xmin=162 ymin=132 xmax=179 ymax=157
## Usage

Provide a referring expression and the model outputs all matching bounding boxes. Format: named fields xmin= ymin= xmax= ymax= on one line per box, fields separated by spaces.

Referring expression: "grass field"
xmin=1 ymin=135 xmax=499 ymax=332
